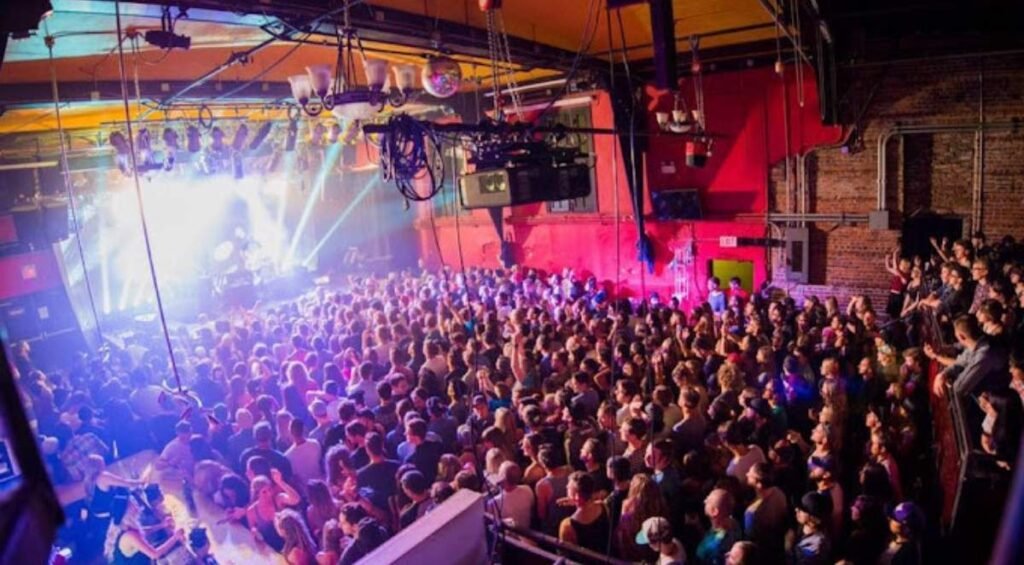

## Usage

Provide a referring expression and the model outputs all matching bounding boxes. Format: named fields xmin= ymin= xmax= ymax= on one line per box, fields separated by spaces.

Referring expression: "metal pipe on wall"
xmin=876 ymin=120 xmax=1021 ymax=211
xmin=767 ymin=212 xmax=869 ymax=223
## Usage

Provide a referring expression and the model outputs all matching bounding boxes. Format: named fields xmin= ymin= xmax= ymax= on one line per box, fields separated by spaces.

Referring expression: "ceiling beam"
xmin=0 ymin=80 xmax=293 ymax=107
xmin=96 ymin=0 xmax=604 ymax=74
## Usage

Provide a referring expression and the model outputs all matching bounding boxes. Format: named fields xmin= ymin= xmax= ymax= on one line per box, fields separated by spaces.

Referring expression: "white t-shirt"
xmin=489 ymin=485 xmax=535 ymax=530
xmin=657 ymin=538 xmax=687 ymax=564
xmin=726 ymin=445 xmax=766 ymax=482
xmin=286 ymin=439 xmax=323 ymax=484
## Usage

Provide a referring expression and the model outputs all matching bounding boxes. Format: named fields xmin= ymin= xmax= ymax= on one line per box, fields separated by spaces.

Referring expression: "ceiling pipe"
xmin=876 ymin=120 xmax=1021 ymax=211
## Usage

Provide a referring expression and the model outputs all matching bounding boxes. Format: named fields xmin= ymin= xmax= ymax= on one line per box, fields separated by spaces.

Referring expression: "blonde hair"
xmin=624 ymin=474 xmax=668 ymax=528
xmin=485 ymin=447 xmax=507 ymax=477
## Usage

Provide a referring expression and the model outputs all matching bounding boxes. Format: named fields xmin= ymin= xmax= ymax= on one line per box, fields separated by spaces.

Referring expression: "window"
xmin=539 ymin=104 xmax=598 ymax=214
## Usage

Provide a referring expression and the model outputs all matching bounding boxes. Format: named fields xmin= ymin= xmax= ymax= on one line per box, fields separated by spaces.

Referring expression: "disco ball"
xmin=421 ymin=56 xmax=462 ymax=98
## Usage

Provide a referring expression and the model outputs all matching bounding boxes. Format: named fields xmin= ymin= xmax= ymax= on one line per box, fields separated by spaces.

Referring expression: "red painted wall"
xmin=414 ymin=65 xmax=841 ymax=305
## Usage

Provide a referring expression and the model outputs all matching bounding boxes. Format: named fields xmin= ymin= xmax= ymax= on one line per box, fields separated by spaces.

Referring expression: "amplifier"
xmin=459 ymin=163 xmax=591 ymax=209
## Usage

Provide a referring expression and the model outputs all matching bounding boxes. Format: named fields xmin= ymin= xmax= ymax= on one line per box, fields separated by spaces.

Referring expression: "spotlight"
xmin=210 ymin=127 xmax=226 ymax=153
xmin=109 ymin=131 xmax=131 ymax=174
xmin=232 ymin=124 xmax=249 ymax=152
xmin=285 ymin=120 xmax=298 ymax=152
xmin=143 ymin=29 xmax=190 ymax=50
xmin=249 ymin=122 xmax=273 ymax=151
xmin=186 ymin=126 xmax=201 ymax=153
xmin=162 ymin=128 xmax=179 ymax=171
xmin=136 ymin=128 xmax=160 ymax=172
xmin=311 ymin=123 xmax=326 ymax=146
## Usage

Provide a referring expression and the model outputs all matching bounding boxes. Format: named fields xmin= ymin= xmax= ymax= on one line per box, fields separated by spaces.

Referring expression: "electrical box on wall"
xmin=784 ymin=227 xmax=810 ymax=283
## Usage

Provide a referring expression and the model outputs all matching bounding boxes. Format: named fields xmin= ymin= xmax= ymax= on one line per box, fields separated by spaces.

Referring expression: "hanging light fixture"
xmin=289 ymin=5 xmax=418 ymax=119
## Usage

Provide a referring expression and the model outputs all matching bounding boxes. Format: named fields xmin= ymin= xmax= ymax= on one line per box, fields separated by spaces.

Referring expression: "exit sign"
xmin=719 ymin=236 xmax=738 ymax=248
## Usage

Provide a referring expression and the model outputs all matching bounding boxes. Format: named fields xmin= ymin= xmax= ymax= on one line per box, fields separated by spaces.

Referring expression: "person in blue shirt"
xmin=708 ymin=277 xmax=728 ymax=316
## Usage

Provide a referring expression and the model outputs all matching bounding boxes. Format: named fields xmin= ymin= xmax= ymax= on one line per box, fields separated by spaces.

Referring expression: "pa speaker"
xmin=41 ymin=199 xmax=69 ymax=242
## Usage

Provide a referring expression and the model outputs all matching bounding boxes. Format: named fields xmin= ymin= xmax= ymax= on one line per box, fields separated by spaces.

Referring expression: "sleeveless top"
xmin=112 ymin=531 xmax=154 ymax=565
xmin=570 ymin=506 xmax=611 ymax=556
xmin=541 ymin=474 xmax=572 ymax=536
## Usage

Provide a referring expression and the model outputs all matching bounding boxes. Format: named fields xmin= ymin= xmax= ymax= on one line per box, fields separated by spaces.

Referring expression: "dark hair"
xmin=568 ymin=471 xmax=596 ymax=500
xmin=406 ymin=418 xmax=428 ymax=440
xmin=401 ymin=470 xmax=429 ymax=494
xmin=253 ymin=421 xmax=273 ymax=443
xmin=340 ymin=502 xmax=368 ymax=525
xmin=346 ymin=420 xmax=368 ymax=439
xmin=365 ymin=432 xmax=385 ymax=457
xmin=624 ymin=416 xmax=647 ymax=440
xmin=247 ymin=456 xmax=271 ymax=478
xmin=607 ymin=456 xmax=632 ymax=482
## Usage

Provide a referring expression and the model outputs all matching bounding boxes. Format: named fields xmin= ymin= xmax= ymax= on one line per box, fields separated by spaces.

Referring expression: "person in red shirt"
xmin=728 ymin=277 xmax=749 ymax=306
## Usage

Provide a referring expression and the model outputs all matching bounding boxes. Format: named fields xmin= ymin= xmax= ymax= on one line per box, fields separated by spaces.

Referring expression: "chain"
xmin=485 ymin=10 xmax=502 ymax=118
xmin=496 ymin=11 xmax=523 ymax=119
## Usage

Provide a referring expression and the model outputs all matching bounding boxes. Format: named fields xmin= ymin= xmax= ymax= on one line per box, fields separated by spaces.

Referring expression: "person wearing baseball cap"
xmin=635 ymin=516 xmax=686 ymax=564
xmin=879 ymin=502 xmax=923 ymax=565
xmin=792 ymin=491 xmax=832 ymax=564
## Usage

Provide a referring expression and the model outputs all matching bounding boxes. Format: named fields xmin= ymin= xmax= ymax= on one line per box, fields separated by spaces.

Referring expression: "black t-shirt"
xmin=357 ymin=459 xmax=401 ymax=507
xmin=239 ymin=446 xmax=294 ymax=481
xmin=404 ymin=440 xmax=444 ymax=483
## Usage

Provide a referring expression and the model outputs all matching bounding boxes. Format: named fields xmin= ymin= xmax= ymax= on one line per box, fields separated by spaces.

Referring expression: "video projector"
xmin=458 ymin=140 xmax=591 ymax=209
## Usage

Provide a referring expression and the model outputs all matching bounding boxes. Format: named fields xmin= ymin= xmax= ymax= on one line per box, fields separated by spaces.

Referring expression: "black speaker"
xmin=41 ymin=199 xmax=69 ymax=242
xmin=651 ymin=189 xmax=702 ymax=220
xmin=32 ymin=288 xmax=78 ymax=334
xmin=0 ymin=299 xmax=39 ymax=342
xmin=10 ymin=205 xmax=43 ymax=245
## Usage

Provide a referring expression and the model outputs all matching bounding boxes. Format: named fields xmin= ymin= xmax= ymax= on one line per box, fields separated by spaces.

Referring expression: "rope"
xmin=114 ymin=0 xmax=182 ymax=392
xmin=46 ymin=37 xmax=104 ymax=345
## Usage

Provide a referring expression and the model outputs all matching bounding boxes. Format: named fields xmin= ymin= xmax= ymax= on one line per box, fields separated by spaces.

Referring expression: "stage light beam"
xmin=301 ymin=175 xmax=380 ymax=267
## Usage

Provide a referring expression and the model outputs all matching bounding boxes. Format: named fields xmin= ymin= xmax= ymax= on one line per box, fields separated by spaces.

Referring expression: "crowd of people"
xmin=10 ymin=231 xmax=1024 ymax=564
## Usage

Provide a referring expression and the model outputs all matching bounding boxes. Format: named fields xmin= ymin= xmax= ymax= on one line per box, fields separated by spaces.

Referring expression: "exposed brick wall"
xmin=769 ymin=55 xmax=1024 ymax=308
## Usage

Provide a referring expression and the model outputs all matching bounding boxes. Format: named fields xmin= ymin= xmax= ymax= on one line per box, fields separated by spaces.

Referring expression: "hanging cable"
xmin=46 ymin=36 xmax=104 ymax=346
xmin=606 ymin=7 xmax=621 ymax=297
xmin=113 ymin=0 xmax=182 ymax=392
xmin=450 ymin=144 xmax=467 ymax=277
xmin=379 ymin=114 xmax=445 ymax=202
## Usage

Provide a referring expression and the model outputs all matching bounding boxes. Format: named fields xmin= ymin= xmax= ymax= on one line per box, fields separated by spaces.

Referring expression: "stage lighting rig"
xmin=144 ymin=6 xmax=190 ymax=50
xmin=366 ymin=117 xmax=593 ymax=208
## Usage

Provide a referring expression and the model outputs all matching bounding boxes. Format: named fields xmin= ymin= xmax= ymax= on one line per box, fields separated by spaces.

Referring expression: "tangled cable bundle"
xmin=379 ymin=114 xmax=445 ymax=202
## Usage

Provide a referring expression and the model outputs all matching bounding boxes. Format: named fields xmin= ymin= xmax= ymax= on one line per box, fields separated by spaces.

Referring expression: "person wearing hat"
xmin=789 ymin=491 xmax=832 ymax=565
xmin=808 ymin=455 xmax=843 ymax=537
xmin=878 ymin=501 xmax=923 ymax=565
xmin=636 ymin=516 xmax=686 ymax=564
